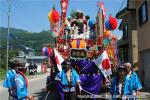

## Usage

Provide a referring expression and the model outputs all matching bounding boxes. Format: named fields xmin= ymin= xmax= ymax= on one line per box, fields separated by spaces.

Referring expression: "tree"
xmin=70 ymin=9 xmax=77 ymax=18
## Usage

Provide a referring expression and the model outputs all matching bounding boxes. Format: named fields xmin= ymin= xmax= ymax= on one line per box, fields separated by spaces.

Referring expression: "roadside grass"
xmin=0 ymin=68 xmax=6 ymax=80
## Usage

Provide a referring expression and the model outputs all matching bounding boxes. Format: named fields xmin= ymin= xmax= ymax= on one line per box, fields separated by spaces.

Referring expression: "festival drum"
xmin=70 ymin=39 xmax=86 ymax=49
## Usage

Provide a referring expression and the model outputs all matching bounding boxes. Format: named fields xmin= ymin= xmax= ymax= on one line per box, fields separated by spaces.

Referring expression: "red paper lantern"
xmin=109 ymin=15 xmax=118 ymax=30
xmin=48 ymin=9 xmax=60 ymax=23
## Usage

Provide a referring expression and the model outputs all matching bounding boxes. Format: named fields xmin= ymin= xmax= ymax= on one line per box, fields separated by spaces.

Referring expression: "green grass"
xmin=0 ymin=68 xmax=6 ymax=80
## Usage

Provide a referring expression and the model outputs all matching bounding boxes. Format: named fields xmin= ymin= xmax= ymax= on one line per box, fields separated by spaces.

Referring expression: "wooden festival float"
xmin=42 ymin=0 xmax=120 ymax=97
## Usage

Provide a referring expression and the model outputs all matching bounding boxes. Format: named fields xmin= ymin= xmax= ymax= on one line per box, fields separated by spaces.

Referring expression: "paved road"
xmin=1 ymin=72 xmax=150 ymax=100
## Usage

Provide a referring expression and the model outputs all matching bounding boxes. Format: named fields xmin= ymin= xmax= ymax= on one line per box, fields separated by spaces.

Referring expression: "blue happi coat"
xmin=3 ymin=69 xmax=16 ymax=88
xmin=110 ymin=71 xmax=142 ymax=99
xmin=15 ymin=73 xmax=28 ymax=100
xmin=55 ymin=68 xmax=80 ymax=92
xmin=3 ymin=69 xmax=17 ymax=97
xmin=124 ymin=71 xmax=142 ymax=95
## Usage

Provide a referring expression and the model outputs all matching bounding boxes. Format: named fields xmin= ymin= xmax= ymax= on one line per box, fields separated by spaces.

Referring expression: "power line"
xmin=118 ymin=0 xmax=126 ymax=12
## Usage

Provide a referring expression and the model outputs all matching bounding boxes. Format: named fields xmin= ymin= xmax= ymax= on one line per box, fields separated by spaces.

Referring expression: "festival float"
xmin=42 ymin=0 xmax=120 ymax=98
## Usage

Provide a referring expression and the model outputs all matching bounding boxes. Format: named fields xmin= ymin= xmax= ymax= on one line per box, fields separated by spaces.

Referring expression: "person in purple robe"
xmin=75 ymin=49 xmax=102 ymax=99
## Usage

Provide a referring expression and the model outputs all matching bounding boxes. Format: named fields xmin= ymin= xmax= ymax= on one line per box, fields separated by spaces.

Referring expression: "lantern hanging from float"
xmin=88 ymin=19 xmax=95 ymax=28
xmin=48 ymin=6 xmax=60 ymax=23
xmin=105 ymin=20 xmax=111 ymax=30
xmin=105 ymin=15 xmax=118 ymax=30
xmin=42 ymin=47 xmax=48 ymax=56
xmin=103 ymin=30 xmax=112 ymax=38
xmin=108 ymin=15 xmax=118 ymax=30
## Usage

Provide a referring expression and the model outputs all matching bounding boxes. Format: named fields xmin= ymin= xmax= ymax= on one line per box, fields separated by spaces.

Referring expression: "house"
xmin=10 ymin=56 xmax=27 ymax=67
xmin=134 ymin=0 xmax=150 ymax=90
xmin=117 ymin=0 xmax=150 ymax=90
xmin=116 ymin=6 xmax=138 ymax=64
xmin=12 ymin=45 xmax=35 ymax=57
xmin=26 ymin=56 xmax=47 ymax=73
xmin=10 ymin=45 xmax=48 ymax=73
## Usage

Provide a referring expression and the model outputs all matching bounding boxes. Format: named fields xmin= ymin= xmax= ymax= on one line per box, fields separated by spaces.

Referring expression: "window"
xmin=138 ymin=1 xmax=148 ymax=26
xmin=123 ymin=23 xmax=128 ymax=39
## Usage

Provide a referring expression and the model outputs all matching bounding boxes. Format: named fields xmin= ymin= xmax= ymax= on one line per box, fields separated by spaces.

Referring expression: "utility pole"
xmin=6 ymin=0 xmax=11 ymax=71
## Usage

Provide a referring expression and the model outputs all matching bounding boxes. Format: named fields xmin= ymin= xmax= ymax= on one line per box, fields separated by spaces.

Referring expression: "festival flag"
xmin=60 ymin=0 xmax=69 ymax=20
xmin=54 ymin=48 xmax=64 ymax=71
xmin=98 ymin=2 xmax=106 ymax=19
xmin=94 ymin=51 xmax=112 ymax=78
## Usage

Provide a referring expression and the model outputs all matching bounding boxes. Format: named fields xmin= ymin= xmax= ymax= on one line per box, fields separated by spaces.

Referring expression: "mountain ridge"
xmin=0 ymin=27 xmax=55 ymax=56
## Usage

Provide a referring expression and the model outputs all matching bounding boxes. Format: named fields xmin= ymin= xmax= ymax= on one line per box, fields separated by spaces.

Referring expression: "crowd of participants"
xmin=3 ymin=51 xmax=142 ymax=100
xmin=45 ymin=49 xmax=142 ymax=100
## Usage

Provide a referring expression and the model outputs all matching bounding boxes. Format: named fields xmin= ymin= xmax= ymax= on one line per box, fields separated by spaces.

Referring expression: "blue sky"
xmin=0 ymin=0 xmax=127 ymax=37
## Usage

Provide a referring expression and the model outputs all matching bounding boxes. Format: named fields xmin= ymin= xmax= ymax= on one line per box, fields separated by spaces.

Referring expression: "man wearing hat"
xmin=110 ymin=66 xmax=127 ymax=99
xmin=123 ymin=62 xmax=142 ymax=98
xmin=55 ymin=59 xmax=81 ymax=100
xmin=3 ymin=60 xmax=19 ymax=100
xmin=3 ymin=60 xmax=34 ymax=100
xmin=15 ymin=65 xmax=34 ymax=100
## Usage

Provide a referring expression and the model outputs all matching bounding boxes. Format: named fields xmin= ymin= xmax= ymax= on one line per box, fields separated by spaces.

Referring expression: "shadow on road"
xmin=33 ymin=89 xmax=61 ymax=100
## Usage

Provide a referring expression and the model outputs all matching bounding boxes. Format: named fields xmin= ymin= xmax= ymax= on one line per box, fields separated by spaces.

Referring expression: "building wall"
xmin=136 ymin=0 xmax=150 ymax=51
xmin=131 ymin=30 xmax=138 ymax=63
xmin=128 ymin=12 xmax=134 ymax=64
xmin=136 ymin=0 xmax=150 ymax=89
xmin=140 ymin=49 xmax=150 ymax=89
xmin=121 ymin=11 xmax=138 ymax=64
xmin=27 ymin=59 xmax=46 ymax=73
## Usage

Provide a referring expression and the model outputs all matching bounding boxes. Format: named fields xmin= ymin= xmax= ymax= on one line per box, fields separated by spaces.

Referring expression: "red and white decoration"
xmin=54 ymin=48 xmax=64 ymax=71
xmin=98 ymin=2 xmax=106 ymax=19
xmin=94 ymin=50 xmax=112 ymax=78
xmin=60 ymin=0 xmax=69 ymax=20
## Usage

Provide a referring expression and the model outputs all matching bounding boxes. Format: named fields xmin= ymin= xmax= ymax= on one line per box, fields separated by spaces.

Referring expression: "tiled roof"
xmin=26 ymin=56 xmax=47 ymax=59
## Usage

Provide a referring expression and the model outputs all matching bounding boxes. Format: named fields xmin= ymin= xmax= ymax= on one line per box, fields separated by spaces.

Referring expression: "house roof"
xmin=117 ymin=38 xmax=129 ymax=47
xmin=11 ymin=45 xmax=34 ymax=52
xmin=10 ymin=57 xmax=27 ymax=64
xmin=127 ymin=0 xmax=136 ymax=10
xmin=26 ymin=56 xmax=47 ymax=60
xmin=116 ymin=7 xmax=128 ymax=19
xmin=118 ymin=20 xmax=123 ymax=30
xmin=20 ymin=45 xmax=34 ymax=51
xmin=116 ymin=1 xmax=136 ymax=19
xmin=0 ymin=45 xmax=5 ymax=49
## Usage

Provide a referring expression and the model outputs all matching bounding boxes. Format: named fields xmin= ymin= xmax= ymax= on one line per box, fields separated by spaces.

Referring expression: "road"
xmin=1 ymin=73 xmax=150 ymax=100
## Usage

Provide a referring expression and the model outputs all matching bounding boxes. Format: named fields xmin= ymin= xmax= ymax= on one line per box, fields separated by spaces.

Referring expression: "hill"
xmin=0 ymin=27 xmax=55 ymax=55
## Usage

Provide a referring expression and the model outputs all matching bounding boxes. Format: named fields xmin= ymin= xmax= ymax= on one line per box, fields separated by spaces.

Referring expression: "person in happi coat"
xmin=15 ymin=65 xmax=34 ymax=100
xmin=55 ymin=59 xmax=81 ymax=100
xmin=110 ymin=66 xmax=127 ymax=100
xmin=123 ymin=62 xmax=142 ymax=99
xmin=3 ymin=60 xmax=19 ymax=100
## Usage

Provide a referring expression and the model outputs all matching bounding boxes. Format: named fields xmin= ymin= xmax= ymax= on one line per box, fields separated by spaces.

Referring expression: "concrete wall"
xmin=121 ymin=11 xmax=138 ymax=64
xmin=136 ymin=0 xmax=150 ymax=51
xmin=136 ymin=0 xmax=150 ymax=89
xmin=140 ymin=50 xmax=150 ymax=89
xmin=132 ymin=30 xmax=138 ymax=63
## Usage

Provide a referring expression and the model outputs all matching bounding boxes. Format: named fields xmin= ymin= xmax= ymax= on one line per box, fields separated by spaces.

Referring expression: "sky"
xmin=0 ymin=0 xmax=127 ymax=38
